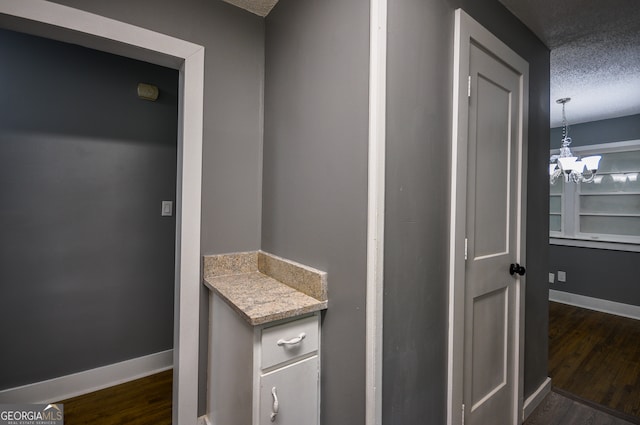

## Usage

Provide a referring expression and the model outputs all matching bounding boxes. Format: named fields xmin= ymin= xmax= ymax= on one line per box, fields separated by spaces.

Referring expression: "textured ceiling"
xmin=222 ymin=0 xmax=278 ymax=16
xmin=224 ymin=0 xmax=640 ymax=127
xmin=499 ymin=0 xmax=640 ymax=127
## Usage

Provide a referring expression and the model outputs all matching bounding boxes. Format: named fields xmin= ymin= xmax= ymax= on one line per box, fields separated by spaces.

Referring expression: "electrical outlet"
xmin=549 ymin=273 xmax=555 ymax=284
xmin=557 ymin=271 xmax=566 ymax=282
xmin=161 ymin=200 xmax=173 ymax=217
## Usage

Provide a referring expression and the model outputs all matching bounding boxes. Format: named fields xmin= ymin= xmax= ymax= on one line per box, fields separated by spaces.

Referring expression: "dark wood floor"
xmin=57 ymin=369 xmax=172 ymax=425
xmin=526 ymin=390 xmax=638 ymax=425
xmin=549 ymin=301 xmax=640 ymax=418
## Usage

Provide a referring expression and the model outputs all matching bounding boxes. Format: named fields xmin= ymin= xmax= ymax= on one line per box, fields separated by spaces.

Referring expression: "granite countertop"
xmin=202 ymin=251 xmax=328 ymax=326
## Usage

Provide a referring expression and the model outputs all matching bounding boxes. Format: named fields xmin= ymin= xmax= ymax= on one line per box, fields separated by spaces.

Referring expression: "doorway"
xmin=0 ymin=3 xmax=204 ymax=424
xmin=0 ymin=26 xmax=178 ymax=389
xmin=448 ymin=9 xmax=529 ymax=425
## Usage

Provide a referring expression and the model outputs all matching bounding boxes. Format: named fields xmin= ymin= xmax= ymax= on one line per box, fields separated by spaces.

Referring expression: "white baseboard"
xmin=549 ymin=289 xmax=640 ymax=320
xmin=523 ymin=377 xmax=551 ymax=420
xmin=0 ymin=349 xmax=173 ymax=403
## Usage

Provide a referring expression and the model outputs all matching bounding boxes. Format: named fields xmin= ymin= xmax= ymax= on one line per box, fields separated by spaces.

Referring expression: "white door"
xmin=448 ymin=9 xmax=529 ymax=425
xmin=464 ymin=42 xmax=523 ymax=425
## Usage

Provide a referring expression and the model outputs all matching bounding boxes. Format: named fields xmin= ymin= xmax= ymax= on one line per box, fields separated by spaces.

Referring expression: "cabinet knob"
xmin=270 ymin=387 xmax=279 ymax=422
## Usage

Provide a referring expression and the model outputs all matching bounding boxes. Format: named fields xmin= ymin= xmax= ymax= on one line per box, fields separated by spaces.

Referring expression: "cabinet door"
xmin=259 ymin=356 xmax=319 ymax=425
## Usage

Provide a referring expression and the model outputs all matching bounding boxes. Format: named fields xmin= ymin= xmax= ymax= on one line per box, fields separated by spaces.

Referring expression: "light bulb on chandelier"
xmin=549 ymin=98 xmax=601 ymax=184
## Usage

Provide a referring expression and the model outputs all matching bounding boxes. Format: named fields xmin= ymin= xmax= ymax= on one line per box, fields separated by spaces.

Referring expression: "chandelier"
xmin=549 ymin=98 xmax=601 ymax=184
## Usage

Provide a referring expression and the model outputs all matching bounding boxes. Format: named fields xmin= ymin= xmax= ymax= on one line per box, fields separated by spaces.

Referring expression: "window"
xmin=550 ymin=140 xmax=640 ymax=252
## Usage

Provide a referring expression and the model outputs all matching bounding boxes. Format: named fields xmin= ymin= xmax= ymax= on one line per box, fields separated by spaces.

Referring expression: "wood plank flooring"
xmin=549 ymin=301 xmax=640 ymax=418
xmin=57 ymin=369 xmax=172 ymax=425
xmin=525 ymin=390 xmax=638 ymax=425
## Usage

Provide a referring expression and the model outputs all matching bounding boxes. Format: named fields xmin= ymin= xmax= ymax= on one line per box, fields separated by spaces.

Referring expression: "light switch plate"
xmin=549 ymin=273 xmax=555 ymax=284
xmin=161 ymin=201 xmax=173 ymax=217
xmin=557 ymin=270 xmax=566 ymax=282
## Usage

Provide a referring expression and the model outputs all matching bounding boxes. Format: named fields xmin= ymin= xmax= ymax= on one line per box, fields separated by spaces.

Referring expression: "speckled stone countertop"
xmin=203 ymin=251 xmax=328 ymax=326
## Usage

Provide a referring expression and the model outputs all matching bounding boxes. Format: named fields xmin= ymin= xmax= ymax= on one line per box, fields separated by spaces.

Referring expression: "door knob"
xmin=509 ymin=263 xmax=526 ymax=276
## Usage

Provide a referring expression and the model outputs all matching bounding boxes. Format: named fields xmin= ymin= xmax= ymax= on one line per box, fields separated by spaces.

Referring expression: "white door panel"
xmin=464 ymin=42 xmax=522 ymax=425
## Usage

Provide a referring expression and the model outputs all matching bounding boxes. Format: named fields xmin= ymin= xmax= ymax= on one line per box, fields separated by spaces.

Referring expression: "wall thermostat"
xmin=137 ymin=83 xmax=159 ymax=101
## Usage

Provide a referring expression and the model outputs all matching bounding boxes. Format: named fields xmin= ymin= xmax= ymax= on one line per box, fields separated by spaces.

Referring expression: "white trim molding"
xmin=0 ymin=3 xmax=204 ymax=424
xmin=0 ymin=350 xmax=173 ymax=404
xmin=550 ymin=238 xmax=640 ymax=253
xmin=550 ymin=290 xmax=640 ymax=320
xmin=522 ymin=377 xmax=551 ymax=421
xmin=366 ymin=0 xmax=387 ymax=424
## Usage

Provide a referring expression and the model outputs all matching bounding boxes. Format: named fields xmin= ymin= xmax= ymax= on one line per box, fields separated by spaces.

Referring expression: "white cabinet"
xmin=207 ymin=293 xmax=321 ymax=425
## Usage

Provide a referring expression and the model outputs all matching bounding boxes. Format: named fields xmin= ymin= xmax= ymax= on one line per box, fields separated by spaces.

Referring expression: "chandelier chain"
xmin=550 ymin=97 xmax=601 ymax=184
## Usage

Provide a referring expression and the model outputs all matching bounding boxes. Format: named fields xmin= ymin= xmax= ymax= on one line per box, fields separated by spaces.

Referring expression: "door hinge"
xmin=467 ymin=75 xmax=471 ymax=98
xmin=464 ymin=238 xmax=468 ymax=261
xmin=462 ymin=403 xmax=465 ymax=425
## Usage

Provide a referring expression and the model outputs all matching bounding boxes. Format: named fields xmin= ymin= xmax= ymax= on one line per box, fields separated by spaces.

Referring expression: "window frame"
xmin=550 ymin=139 xmax=640 ymax=252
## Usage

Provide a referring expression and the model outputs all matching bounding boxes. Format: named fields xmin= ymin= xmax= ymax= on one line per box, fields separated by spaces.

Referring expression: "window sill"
xmin=550 ymin=237 xmax=640 ymax=253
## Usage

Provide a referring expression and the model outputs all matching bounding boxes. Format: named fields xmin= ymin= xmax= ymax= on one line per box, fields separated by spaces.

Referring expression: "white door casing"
xmin=448 ymin=9 xmax=528 ymax=425
xmin=0 ymin=2 xmax=204 ymax=424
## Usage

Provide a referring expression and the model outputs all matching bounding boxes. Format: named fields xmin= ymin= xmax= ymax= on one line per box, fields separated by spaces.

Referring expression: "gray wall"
xmin=49 ymin=0 xmax=266 ymax=255
xmin=262 ymin=0 xmax=370 ymax=423
xmin=550 ymin=114 xmax=640 ymax=305
xmin=383 ymin=0 xmax=452 ymax=422
xmin=551 ymin=113 xmax=640 ymax=149
xmin=0 ymin=29 xmax=178 ymax=389
xmin=549 ymin=245 xmax=640 ymax=305
xmin=383 ymin=0 xmax=550 ymax=422
xmin=47 ymin=0 xmax=265 ymax=412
